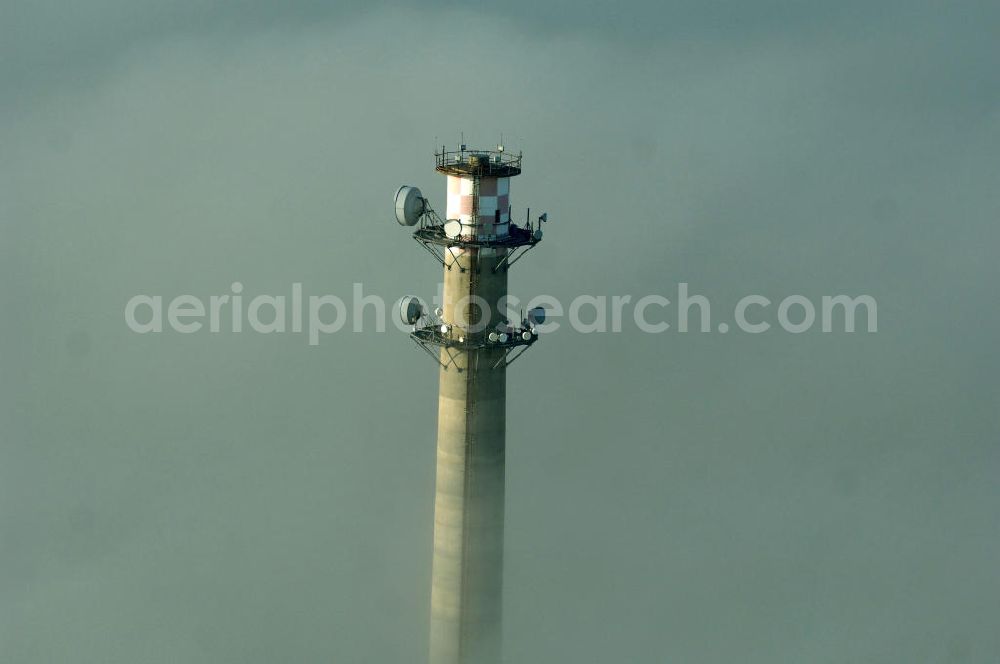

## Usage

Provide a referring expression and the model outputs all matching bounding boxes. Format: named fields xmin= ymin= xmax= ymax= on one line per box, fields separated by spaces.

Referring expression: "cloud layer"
xmin=2 ymin=3 xmax=998 ymax=662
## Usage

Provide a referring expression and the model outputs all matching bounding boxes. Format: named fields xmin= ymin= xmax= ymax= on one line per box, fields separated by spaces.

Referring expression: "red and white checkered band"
xmin=446 ymin=176 xmax=511 ymax=238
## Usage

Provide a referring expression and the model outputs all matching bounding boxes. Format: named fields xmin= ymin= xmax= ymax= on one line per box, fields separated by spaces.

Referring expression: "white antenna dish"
xmin=499 ymin=333 xmax=509 ymax=343
xmin=488 ymin=332 xmax=499 ymax=343
xmin=399 ymin=296 xmax=424 ymax=325
xmin=394 ymin=185 xmax=425 ymax=226
xmin=528 ymin=307 xmax=546 ymax=326
xmin=521 ymin=331 xmax=532 ymax=341
xmin=444 ymin=219 xmax=462 ymax=239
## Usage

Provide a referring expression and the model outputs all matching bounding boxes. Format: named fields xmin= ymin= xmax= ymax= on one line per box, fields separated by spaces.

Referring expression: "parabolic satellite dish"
xmin=394 ymin=186 xmax=425 ymax=226
xmin=443 ymin=219 xmax=462 ymax=239
xmin=399 ymin=296 xmax=424 ymax=325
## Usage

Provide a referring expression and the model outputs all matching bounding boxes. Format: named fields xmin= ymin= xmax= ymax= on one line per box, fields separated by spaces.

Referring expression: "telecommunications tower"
xmin=394 ymin=144 xmax=547 ymax=664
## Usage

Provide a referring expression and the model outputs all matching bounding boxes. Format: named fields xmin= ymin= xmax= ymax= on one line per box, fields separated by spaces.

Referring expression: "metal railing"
xmin=434 ymin=147 xmax=523 ymax=175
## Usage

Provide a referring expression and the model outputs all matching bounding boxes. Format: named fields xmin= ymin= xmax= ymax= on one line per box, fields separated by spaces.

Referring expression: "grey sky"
xmin=2 ymin=2 xmax=998 ymax=662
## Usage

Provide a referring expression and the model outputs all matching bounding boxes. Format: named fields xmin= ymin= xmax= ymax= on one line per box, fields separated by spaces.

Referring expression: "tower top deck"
xmin=435 ymin=146 xmax=522 ymax=178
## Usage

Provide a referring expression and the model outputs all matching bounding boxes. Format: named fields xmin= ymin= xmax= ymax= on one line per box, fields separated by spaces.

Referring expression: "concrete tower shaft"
xmin=430 ymin=249 xmax=508 ymax=664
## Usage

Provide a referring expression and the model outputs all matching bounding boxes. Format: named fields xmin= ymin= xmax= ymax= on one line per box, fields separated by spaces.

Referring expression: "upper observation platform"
xmin=435 ymin=147 xmax=523 ymax=178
